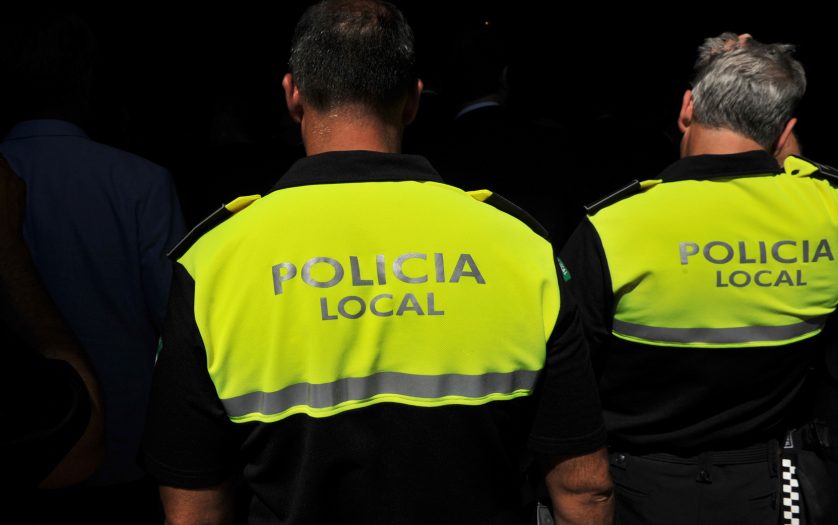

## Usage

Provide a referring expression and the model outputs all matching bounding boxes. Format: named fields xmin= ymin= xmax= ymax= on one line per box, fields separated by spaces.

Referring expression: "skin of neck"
xmin=301 ymin=106 xmax=405 ymax=156
xmin=680 ymin=124 xmax=766 ymax=157
xmin=283 ymin=73 xmax=422 ymax=156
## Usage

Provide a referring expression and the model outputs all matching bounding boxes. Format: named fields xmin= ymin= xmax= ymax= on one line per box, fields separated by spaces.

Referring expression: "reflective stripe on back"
xmin=612 ymin=316 xmax=827 ymax=347
xmin=222 ymin=369 xmax=539 ymax=422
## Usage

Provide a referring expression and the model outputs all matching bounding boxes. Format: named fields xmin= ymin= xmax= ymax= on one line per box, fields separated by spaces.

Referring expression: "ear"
xmin=402 ymin=78 xmax=423 ymax=125
xmin=283 ymin=73 xmax=304 ymax=124
xmin=773 ymin=117 xmax=798 ymax=157
xmin=678 ymin=90 xmax=694 ymax=133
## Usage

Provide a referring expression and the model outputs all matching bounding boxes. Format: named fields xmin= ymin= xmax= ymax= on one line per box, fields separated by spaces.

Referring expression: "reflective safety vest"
xmin=176 ymin=181 xmax=560 ymax=423
xmin=589 ymin=155 xmax=838 ymax=348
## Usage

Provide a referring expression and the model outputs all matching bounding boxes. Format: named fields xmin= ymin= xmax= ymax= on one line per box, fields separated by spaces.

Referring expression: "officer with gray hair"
xmin=561 ymin=33 xmax=837 ymax=524
xmin=684 ymin=32 xmax=804 ymax=156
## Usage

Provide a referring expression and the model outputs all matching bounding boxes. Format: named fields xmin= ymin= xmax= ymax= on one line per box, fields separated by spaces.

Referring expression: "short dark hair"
xmin=288 ymin=0 xmax=416 ymax=117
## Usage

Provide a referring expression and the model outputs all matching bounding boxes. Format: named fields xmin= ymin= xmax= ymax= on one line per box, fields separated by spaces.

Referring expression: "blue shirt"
xmin=1 ymin=120 xmax=186 ymax=484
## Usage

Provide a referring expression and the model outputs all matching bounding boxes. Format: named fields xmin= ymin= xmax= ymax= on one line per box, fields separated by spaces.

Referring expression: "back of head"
xmin=288 ymin=0 xmax=416 ymax=120
xmin=691 ymin=33 xmax=805 ymax=151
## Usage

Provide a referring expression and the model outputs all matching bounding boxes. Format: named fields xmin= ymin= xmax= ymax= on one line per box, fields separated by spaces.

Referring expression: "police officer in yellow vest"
xmin=561 ymin=33 xmax=838 ymax=524
xmin=140 ymin=2 xmax=614 ymax=524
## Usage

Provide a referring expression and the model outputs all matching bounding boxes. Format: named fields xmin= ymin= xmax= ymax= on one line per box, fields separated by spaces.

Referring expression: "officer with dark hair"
xmin=141 ymin=1 xmax=613 ymax=524
xmin=561 ymin=33 xmax=838 ymax=524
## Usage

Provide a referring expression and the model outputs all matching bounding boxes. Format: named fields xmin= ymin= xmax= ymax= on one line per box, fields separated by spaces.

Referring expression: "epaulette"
xmin=584 ymin=179 xmax=662 ymax=215
xmin=168 ymin=195 xmax=260 ymax=260
xmin=467 ymin=189 xmax=550 ymax=241
xmin=785 ymin=155 xmax=838 ymax=183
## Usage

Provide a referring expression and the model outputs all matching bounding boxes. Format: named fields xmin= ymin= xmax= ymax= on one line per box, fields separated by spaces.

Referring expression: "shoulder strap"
xmin=467 ymin=189 xmax=550 ymax=241
xmin=784 ymin=155 xmax=838 ymax=183
xmin=168 ymin=195 xmax=260 ymax=260
xmin=584 ymin=179 xmax=662 ymax=215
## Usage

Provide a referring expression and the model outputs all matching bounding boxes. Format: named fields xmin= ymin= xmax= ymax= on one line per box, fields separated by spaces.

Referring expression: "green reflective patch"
xmin=556 ymin=257 xmax=571 ymax=282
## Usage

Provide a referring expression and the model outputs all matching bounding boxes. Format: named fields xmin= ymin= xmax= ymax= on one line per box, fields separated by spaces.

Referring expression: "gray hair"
xmin=691 ymin=32 xmax=806 ymax=150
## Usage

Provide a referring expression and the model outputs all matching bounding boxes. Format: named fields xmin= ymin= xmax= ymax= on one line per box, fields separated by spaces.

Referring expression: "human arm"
xmin=142 ymin=263 xmax=239 ymax=522
xmin=138 ymin=168 xmax=187 ymax=333
xmin=159 ymin=484 xmax=234 ymax=525
xmin=528 ymin=267 xmax=612 ymax=524
xmin=558 ymin=218 xmax=614 ymax=376
xmin=0 ymin=156 xmax=104 ymax=487
xmin=542 ymin=448 xmax=614 ymax=525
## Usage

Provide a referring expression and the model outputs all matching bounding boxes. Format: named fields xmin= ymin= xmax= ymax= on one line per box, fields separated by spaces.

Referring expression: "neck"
xmin=681 ymin=124 xmax=766 ymax=157
xmin=301 ymin=107 xmax=403 ymax=156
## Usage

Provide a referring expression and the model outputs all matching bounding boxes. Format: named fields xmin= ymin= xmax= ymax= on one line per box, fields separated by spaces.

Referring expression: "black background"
xmin=7 ymin=2 xmax=837 ymax=223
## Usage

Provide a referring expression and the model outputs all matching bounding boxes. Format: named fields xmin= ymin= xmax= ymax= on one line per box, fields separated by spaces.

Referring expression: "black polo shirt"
xmin=142 ymin=151 xmax=606 ymax=524
xmin=561 ymin=150 xmax=833 ymax=454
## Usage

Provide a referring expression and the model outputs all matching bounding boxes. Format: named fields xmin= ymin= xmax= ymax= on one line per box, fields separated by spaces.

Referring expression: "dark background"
xmin=4 ymin=3 xmax=836 ymax=225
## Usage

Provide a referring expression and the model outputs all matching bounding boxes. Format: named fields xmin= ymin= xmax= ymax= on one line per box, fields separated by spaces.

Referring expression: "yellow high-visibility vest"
xmin=177 ymin=180 xmax=560 ymax=423
xmin=590 ymin=155 xmax=838 ymax=348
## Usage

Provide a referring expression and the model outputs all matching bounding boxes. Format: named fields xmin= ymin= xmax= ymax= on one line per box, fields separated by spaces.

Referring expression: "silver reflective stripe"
xmin=221 ymin=369 xmax=539 ymax=418
xmin=613 ymin=316 xmax=827 ymax=344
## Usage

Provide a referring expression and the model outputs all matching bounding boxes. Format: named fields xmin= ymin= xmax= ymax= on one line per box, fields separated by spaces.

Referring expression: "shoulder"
xmin=466 ymin=189 xmax=550 ymax=242
xmin=169 ymin=196 xmax=261 ymax=261
xmin=584 ymin=179 xmax=662 ymax=216
xmin=784 ymin=155 xmax=838 ymax=184
xmin=90 ymin=142 xmax=171 ymax=178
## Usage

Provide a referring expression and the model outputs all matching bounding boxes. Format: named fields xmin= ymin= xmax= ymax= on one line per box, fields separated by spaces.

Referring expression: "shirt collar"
xmin=3 ymin=119 xmax=89 ymax=141
xmin=271 ymin=150 xmax=443 ymax=192
xmin=659 ymin=150 xmax=781 ymax=183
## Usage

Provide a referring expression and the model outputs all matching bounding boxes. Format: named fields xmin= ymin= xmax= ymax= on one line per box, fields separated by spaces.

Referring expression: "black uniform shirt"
xmin=142 ymin=151 xmax=606 ymax=524
xmin=561 ymin=151 xmax=833 ymax=454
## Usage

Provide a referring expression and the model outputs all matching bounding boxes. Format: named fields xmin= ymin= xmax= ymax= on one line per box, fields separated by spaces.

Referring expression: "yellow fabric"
xmin=784 ymin=155 xmax=820 ymax=178
xmin=590 ymin=158 xmax=838 ymax=348
xmin=179 ymin=181 xmax=559 ymax=421
xmin=466 ymin=189 xmax=493 ymax=202
xmin=223 ymin=195 xmax=261 ymax=213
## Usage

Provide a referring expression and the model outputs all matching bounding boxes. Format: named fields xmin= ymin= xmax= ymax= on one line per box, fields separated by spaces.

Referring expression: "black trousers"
xmin=609 ymin=448 xmax=781 ymax=525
